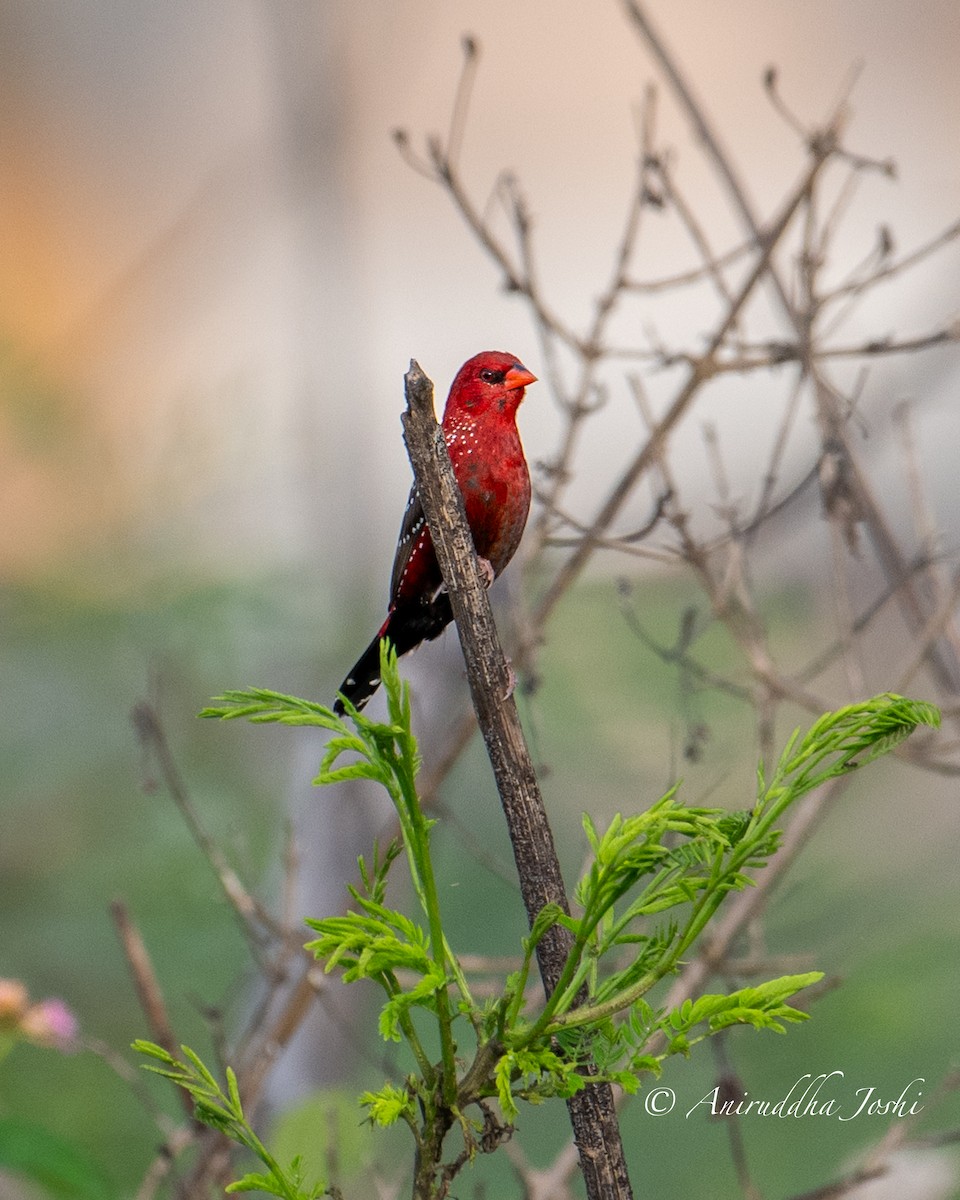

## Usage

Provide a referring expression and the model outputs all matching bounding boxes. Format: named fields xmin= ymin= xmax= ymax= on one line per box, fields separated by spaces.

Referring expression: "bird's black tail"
xmin=333 ymin=594 xmax=453 ymax=714
xmin=334 ymin=631 xmax=386 ymax=714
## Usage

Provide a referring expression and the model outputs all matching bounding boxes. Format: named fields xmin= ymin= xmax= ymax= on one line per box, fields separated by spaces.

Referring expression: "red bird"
xmin=335 ymin=351 xmax=537 ymax=713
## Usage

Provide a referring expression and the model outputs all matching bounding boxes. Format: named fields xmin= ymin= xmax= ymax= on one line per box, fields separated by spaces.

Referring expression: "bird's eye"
xmin=479 ymin=368 xmax=506 ymax=384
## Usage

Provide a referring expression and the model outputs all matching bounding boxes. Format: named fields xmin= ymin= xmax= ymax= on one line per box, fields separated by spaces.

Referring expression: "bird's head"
xmin=444 ymin=351 xmax=537 ymax=420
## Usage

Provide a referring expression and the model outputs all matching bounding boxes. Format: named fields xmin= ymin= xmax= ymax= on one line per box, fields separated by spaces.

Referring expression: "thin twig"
xmin=820 ymin=216 xmax=960 ymax=305
xmin=110 ymin=900 xmax=195 ymax=1122
xmin=131 ymin=700 xmax=281 ymax=952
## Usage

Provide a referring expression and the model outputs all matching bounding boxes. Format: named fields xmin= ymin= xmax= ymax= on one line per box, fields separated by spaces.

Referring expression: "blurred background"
xmin=2 ymin=1 xmax=958 ymax=1197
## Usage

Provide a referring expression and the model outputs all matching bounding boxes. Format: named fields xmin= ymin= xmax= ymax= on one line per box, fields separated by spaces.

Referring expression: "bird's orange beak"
xmin=505 ymin=364 xmax=537 ymax=390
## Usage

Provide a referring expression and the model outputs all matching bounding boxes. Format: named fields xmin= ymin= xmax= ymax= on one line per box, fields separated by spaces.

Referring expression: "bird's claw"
xmin=503 ymin=660 xmax=517 ymax=701
xmin=477 ymin=556 xmax=496 ymax=589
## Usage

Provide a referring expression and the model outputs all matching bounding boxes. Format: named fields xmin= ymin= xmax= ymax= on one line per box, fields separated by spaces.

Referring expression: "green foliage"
xmin=358 ymin=1083 xmax=417 ymax=1128
xmin=159 ymin=661 xmax=938 ymax=1197
xmin=133 ymin=1041 xmax=328 ymax=1199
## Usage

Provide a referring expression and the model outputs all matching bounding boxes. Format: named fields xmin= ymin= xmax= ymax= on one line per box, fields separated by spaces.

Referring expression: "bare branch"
xmin=401 ymin=360 xmax=634 ymax=1200
xmin=131 ymin=700 xmax=281 ymax=953
xmin=110 ymin=900 xmax=194 ymax=1123
xmin=534 ymin=132 xmax=839 ymax=627
xmin=820 ymin=216 xmax=960 ymax=305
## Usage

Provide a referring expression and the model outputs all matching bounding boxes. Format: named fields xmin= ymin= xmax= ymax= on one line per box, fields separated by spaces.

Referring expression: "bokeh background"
xmin=2 ymin=2 xmax=959 ymax=1197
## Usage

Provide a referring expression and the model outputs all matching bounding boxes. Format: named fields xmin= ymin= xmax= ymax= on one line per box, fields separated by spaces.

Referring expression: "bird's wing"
xmin=389 ymin=483 xmax=430 ymax=602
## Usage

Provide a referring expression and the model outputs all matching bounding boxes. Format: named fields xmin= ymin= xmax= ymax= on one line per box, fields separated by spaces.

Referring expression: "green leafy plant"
xmin=132 ymin=1042 xmax=330 ymax=1199
xmin=137 ymin=644 xmax=938 ymax=1197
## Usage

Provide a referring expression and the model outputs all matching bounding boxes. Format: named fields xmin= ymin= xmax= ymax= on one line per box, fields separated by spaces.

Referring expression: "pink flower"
xmin=19 ymin=998 xmax=79 ymax=1051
